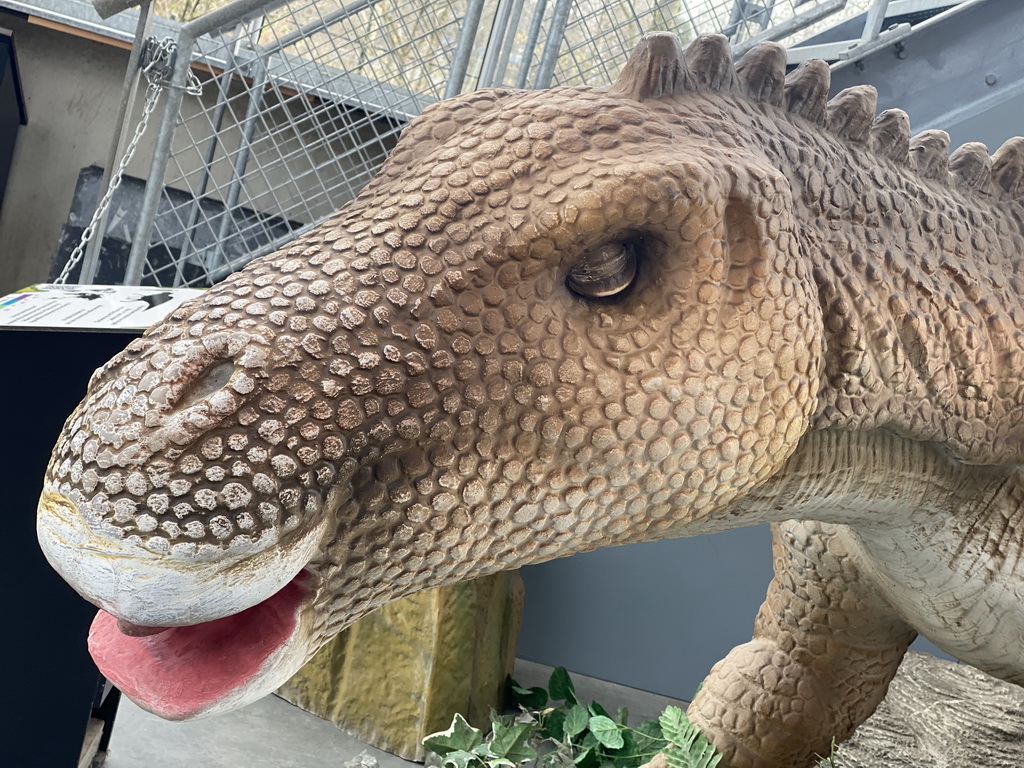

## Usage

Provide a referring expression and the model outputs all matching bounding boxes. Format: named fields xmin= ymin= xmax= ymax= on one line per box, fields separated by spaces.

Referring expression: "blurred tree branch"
xmin=154 ymin=0 xmax=222 ymax=22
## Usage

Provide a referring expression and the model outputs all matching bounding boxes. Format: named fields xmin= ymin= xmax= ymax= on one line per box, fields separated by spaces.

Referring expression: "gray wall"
xmin=0 ymin=14 xmax=138 ymax=294
xmin=518 ymin=527 xmax=775 ymax=699
xmin=517 ymin=531 xmax=952 ymax=699
xmin=829 ymin=0 xmax=1024 ymax=150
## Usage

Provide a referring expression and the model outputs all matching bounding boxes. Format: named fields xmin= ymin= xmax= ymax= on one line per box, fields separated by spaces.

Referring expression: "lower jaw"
xmin=89 ymin=570 xmax=311 ymax=720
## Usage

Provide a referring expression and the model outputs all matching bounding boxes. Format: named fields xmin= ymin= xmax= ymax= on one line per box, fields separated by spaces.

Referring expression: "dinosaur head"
xmin=37 ymin=33 xmax=823 ymax=720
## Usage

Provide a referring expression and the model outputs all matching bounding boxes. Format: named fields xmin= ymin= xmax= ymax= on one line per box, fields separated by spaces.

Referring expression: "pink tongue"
xmin=88 ymin=575 xmax=306 ymax=720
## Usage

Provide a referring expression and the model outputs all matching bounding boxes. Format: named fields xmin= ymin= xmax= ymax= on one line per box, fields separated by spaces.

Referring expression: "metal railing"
xmin=73 ymin=0 xmax=882 ymax=287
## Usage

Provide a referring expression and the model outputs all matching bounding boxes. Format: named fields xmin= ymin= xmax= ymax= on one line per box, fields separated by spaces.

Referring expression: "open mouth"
xmin=88 ymin=570 xmax=310 ymax=720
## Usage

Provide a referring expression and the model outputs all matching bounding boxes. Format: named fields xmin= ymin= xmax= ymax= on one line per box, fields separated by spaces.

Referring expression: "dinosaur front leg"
xmin=686 ymin=521 xmax=915 ymax=768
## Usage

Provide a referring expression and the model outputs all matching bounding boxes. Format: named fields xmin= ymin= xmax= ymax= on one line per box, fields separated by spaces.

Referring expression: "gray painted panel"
xmin=829 ymin=0 xmax=1024 ymax=139
xmin=517 ymin=526 xmax=775 ymax=699
xmin=941 ymin=90 xmax=1024 ymax=149
xmin=517 ymin=527 xmax=951 ymax=697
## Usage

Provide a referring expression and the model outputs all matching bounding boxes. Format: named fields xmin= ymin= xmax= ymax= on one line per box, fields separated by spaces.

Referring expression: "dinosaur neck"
xmin=764 ymin=125 xmax=1024 ymax=465
xmin=736 ymin=428 xmax=1008 ymax=528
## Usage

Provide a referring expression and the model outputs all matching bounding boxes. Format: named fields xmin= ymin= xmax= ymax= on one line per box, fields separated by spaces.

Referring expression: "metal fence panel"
xmin=129 ymin=0 xmax=475 ymax=286
xmin=116 ymin=0 xmax=875 ymax=287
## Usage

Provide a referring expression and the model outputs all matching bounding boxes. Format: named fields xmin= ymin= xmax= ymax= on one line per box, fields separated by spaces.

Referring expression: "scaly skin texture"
xmin=36 ymin=33 xmax=1024 ymax=767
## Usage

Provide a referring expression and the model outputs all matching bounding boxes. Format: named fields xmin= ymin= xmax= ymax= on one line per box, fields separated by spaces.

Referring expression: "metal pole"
xmin=532 ymin=0 xmax=572 ymax=89
xmin=208 ymin=55 xmax=268 ymax=272
xmin=177 ymin=28 xmax=254 ymax=273
xmin=444 ymin=0 xmax=488 ymax=99
xmin=478 ymin=0 xmax=516 ymax=88
xmin=493 ymin=0 xmax=527 ymax=87
xmin=722 ymin=0 xmax=749 ymax=40
xmin=758 ymin=0 xmax=779 ymax=32
xmin=733 ymin=0 xmax=847 ymax=57
xmin=124 ymin=33 xmax=194 ymax=286
xmin=515 ymin=0 xmax=547 ymax=89
xmin=860 ymin=0 xmax=892 ymax=43
xmin=175 ymin=69 xmax=231 ymax=268
xmin=182 ymin=0 xmax=286 ymax=39
xmin=80 ymin=1 xmax=154 ymax=284
xmin=259 ymin=0 xmax=384 ymax=57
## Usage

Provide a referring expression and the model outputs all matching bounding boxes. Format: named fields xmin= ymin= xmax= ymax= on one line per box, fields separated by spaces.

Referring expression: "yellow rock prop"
xmin=277 ymin=571 xmax=524 ymax=760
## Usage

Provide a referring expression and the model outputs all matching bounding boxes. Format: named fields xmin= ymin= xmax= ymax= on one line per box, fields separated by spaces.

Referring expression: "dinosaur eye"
xmin=566 ymin=240 xmax=639 ymax=299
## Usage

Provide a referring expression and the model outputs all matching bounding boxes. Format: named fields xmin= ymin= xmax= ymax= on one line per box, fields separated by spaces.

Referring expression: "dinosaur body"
xmin=35 ymin=32 xmax=1024 ymax=767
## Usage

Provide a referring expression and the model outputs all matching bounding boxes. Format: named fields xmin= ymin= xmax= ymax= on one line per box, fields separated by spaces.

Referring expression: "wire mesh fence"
xmin=110 ymin=0 xmax=876 ymax=287
xmin=131 ymin=0 xmax=471 ymax=287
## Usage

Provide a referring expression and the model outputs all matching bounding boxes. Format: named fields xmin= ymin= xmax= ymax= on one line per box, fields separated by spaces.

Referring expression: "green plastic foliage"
xmin=423 ymin=669 xmax=724 ymax=768
xmin=423 ymin=713 xmax=484 ymax=755
xmin=510 ymin=681 xmax=549 ymax=711
xmin=548 ymin=667 xmax=578 ymax=705
xmin=490 ymin=721 xmax=538 ymax=764
xmin=564 ymin=705 xmax=589 ymax=739
xmin=424 ymin=714 xmax=538 ymax=768
xmin=589 ymin=715 xmax=625 ymax=749
xmin=659 ymin=707 xmax=722 ymax=768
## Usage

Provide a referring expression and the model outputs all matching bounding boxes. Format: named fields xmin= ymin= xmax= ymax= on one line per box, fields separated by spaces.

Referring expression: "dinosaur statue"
xmin=35 ymin=31 xmax=1024 ymax=768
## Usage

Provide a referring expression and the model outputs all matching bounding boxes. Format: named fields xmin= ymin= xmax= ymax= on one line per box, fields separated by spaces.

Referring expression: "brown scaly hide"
xmin=37 ymin=32 xmax=1024 ymax=768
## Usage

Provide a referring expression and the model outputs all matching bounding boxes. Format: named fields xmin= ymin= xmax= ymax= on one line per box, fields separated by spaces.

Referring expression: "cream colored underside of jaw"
xmin=741 ymin=428 xmax=1024 ymax=683
xmin=37 ymin=488 xmax=329 ymax=626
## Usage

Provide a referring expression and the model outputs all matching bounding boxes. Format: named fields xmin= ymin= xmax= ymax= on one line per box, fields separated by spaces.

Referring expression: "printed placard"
xmin=0 ymin=284 xmax=204 ymax=331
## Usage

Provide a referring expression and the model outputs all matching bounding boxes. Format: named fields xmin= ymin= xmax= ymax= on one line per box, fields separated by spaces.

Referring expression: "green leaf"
xmin=549 ymin=667 xmax=578 ymax=705
xmin=588 ymin=715 xmax=625 ymax=750
xmin=588 ymin=701 xmax=611 ymax=719
xmin=574 ymin=745 xmax=596 ymax=767
xmin=469 ymin=742 xmax=517 ymax=768
xmin=634 ymin=719 xmax=664 ymax=740
xmin=564 ymin=704 xmax=590 ymax=740
xmin=615 ymin=707 xmax=629 ymax=727
xmin=472 ymin=743 xmax=495 ymax=758
xmin=630 ymin=719 xmax=668 ymax=758
xmin=489 ymin=721 xmax=538 ymax=764
xmin=509 ymin=679 xmax=549 ymax=711
xmin=659 ymin=707 xmax=722 ymax=768
xmin=664 ymin=743 xmax=722 ymax=768
xmin=611 ymin=730 xmax=638 ymax=764
xmin=423 ymin=714 xmax=484 ymax=756
xmin=439 ymin=749 xmax=482 ymax=768
xmin=658 ymin=707 xmax=688 ymax=746
xmin=489 ymin=708 xmax=517 ymax=730
xmin=541 ymin=707 xmax=566 ymax=741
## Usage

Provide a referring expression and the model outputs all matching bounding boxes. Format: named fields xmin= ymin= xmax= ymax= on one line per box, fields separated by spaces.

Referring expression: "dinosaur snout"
xmin=36 ymin=487 xmax=329 ymax=628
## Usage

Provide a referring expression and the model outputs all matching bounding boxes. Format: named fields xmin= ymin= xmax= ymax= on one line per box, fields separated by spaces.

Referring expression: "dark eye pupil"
xmin=567 ymin=241 xmax=639 ymax=298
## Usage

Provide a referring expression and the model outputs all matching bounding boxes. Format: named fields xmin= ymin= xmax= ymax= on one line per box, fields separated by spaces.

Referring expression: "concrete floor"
xmin=102 ymin=661 xmax=689 ymax=768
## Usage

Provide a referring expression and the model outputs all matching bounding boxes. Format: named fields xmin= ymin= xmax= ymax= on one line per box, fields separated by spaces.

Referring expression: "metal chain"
xmin=54 ymin=38 xmax=202 ymax=285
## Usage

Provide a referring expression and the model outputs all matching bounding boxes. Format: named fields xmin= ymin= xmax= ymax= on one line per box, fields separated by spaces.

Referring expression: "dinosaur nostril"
xmin=177 ymin=361 xmax=236 ymax=410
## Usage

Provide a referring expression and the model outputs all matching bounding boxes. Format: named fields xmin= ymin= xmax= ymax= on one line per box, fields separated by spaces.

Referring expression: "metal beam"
xmin=733 ymin=0 xmax=847 ymax=57
xmin=533 ymin=0 xmax=572 ymax=89
xmin=124 ymin=33 xmax=194 ymax=286
xmin=829 ymin=0 xmax=1024 ymax=147
xmin=444 ymin=0 xmax=487 ymax=98
xmin=11 ymin=0 xmax=432 ymax=120
xmin=79 ymin=0 xmax=154 ymax=284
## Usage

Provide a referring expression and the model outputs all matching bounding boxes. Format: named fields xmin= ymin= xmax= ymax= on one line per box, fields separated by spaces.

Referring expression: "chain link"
xmin=141 ymin=36 xmax=204 ymax=95
xmin=54 ymin=38 xmax=202 ymax=285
